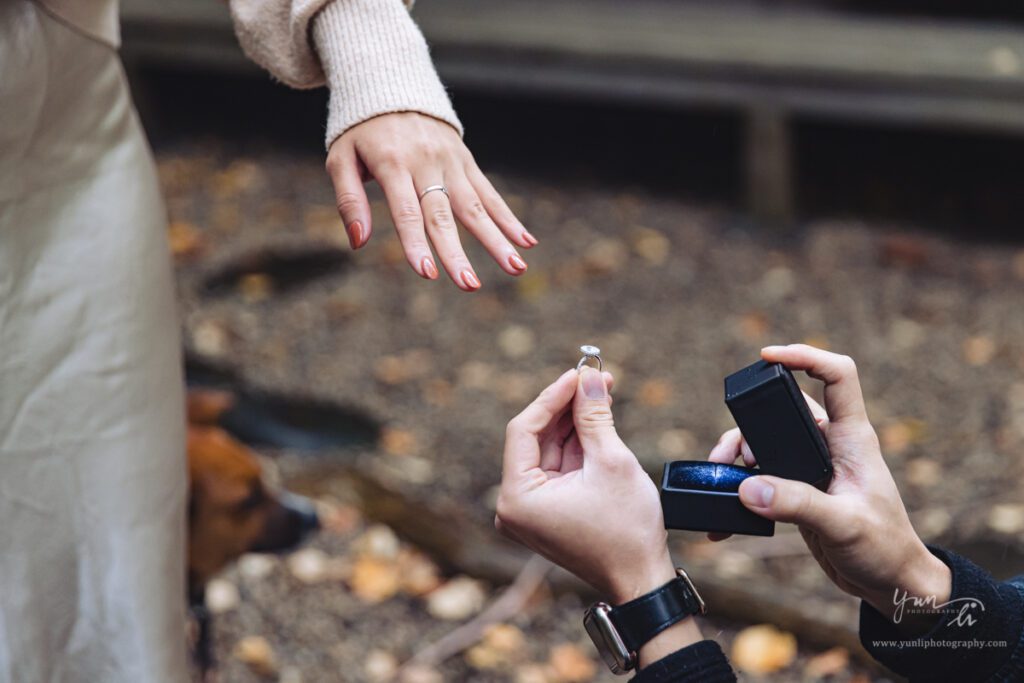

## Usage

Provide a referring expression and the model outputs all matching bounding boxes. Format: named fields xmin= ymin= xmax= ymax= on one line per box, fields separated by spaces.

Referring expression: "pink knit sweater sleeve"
xmin=228 ymin=0 xmax=462 ymax=149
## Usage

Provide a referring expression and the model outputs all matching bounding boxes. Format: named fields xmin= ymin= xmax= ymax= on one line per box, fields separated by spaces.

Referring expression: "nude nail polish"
xmin=522 ymin=231 xmax=538 ymax=247
xmin=508 ymin=254 xmax=527 ymax=272
xmin=460 ymin=270 xmax=481 ymax=290
xmin=421 ymin=256 xmax=438 ymax=280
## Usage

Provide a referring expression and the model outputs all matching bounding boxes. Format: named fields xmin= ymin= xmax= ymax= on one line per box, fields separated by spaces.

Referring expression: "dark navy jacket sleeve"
xmin=631 ymin=640 xmax=736 ymax=683
xmin=859 ymin=546 xmax=1024 ymax=682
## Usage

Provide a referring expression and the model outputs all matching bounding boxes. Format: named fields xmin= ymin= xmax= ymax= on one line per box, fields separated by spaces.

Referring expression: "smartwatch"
xmin=584 ymin=567 xmax=706 ymax=675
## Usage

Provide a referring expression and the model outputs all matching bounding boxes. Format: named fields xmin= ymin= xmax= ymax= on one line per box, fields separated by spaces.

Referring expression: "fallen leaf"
xmin=548 ymin=643 xmax=597 ymax=683
xmin=233 ymin=635 xmax=276 ymax=676
xmin=186 ymin=388 xmax=235 ymax=424
xmin=349 ymin=557 xmax=402 ymax=603
xmin=399 ymin=549 xmax=442 ymax=596
xmin=803 ymin=647 xmax=849 ymax=678
xmin=880 ymin=418 xmax=927 ymax=456
xmin=167 ymin=221 xmax=205 ymax=260
xmin=637 ymin=379 xmax=673 ymax=408
xmin=731 ymin=624 xmax=797 ymax=674
xmin=380 ymin=428 xmax=420 ymax=457
xmin=735 ymin=312 xmax=770 ymax=341
xmin=963 ymin=336 xmax=997 ymax=366
xmin=239 ymin=273 xmax=273 ymax=302
xmin=879 ymin=234 xmax=929 ymax=269
xmin=426 ymin=576 xmax=487 ymax=620
xmin=205 ymin=578 xmax=240 ymax=614
xmin=631 ymin=227 xmax=670 ymax=265
xmin=468 ymin=623 xmax=528 ymax=668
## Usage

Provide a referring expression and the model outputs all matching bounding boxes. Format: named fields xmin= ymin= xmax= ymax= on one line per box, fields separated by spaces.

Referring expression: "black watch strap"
xmin=608 ymin=570 xmax=705 ymax=653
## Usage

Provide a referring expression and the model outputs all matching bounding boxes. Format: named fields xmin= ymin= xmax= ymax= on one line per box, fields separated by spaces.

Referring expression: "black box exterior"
xmin=724 ymin=361 xmax=833 ymax=489
xmin=660 ymin=463 xmax=775 ymax=536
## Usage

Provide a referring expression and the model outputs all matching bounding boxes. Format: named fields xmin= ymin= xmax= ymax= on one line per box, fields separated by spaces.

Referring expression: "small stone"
xmin=514 ymin=664 xmax=555 ymax=683
xmin=354 ymin=524 xmax=401 ymax=559
xmin=731 ymin=624 xmax=797 ymax=674
xmin=233 ymin=635 xmax=277 ymax=676
xmin=499 ymin=326 xmax=536 ymax=359
xmin=398 ymin=665 xmax=443 ymax=683
xmin=287 ymin=548 xmax=329 ymax=584
xmin=426 ymin=576 xmax=487 ymax=620
xmin=238 ymin=554 xmax=277 ymax=581
xmin=548 ymin=643 xmax=597 ymax=683
xmin=905 ymin=458 xmax=942 ymax=488
xmin=988 ymin=504 xmax=1024 ymax=534
xmin=466 ymin=623 xmax=528 ymax=668
xmin=205 ymin=578 xmax=240 ymax=614
xmin=364 ymin=649 xmax=398 ymax=683
xmin=192 ymin=319 xmax=229 ymax=358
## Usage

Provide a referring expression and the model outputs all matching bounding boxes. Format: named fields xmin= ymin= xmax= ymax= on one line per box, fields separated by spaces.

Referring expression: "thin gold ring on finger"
xmin=419 ymin=184 xmax=449 ymax=201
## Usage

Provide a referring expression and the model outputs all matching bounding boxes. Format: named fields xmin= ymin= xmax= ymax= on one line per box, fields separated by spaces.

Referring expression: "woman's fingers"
xmin=465 ymin=162 xmax=536 ymax=248
xmin=374 ymin=169 xmax=437 ymax=280
xmin=325 ymin=142 xmax=372 ymax=249
xmin=447 ymin=174 xmax=528 ymax=276
xmin=417 ymin=181 xmax=481 ymax=291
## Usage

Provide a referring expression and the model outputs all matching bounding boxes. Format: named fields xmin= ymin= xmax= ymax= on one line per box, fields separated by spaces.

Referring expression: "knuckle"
xmin=576 ymin=406 xmax=614 ymax=432
xmin=427 ymin=206 xmax=455 ymax=231
xmin=394 ymin=202 xmax=422 ymax=226
xmin=464 ymin=199 xmax=488 ymax=221
xmin=836 ymin=354 xmax=858 ymax=377
xmin=335 ymin=191 xmax=362 ymax=216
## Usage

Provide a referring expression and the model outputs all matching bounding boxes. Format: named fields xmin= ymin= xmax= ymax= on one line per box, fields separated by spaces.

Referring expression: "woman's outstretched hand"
xmin=707 ymin=344 xmax=951 ymax=625
xmin=325 ymin=112 xmax=536 ymax=291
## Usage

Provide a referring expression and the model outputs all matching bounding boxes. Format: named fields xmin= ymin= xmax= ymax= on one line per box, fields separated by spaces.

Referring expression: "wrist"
xmin=865 ymin=543 xmax=952 ymax=627
xmin=608 ymin=552 xmax=677 ymax=606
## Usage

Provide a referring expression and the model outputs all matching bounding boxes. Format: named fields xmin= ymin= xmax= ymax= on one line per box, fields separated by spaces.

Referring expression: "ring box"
xmin=660 ymin=462 xmax=775 ymax=536
xmin=660 ymin=360 xmax=833 ymax=536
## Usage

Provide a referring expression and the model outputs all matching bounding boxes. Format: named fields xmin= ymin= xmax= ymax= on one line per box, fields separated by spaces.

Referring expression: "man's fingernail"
xmin=460 ymin=270 xmax=481 ymax=290
xmin=581 ymin=367 xmax=606 ymax=399
xmin=508 ymin=254 xmax=527 ymax=272
xmin=761 ymin=345 xmax=783 ymax=353
xmin=741 ymin=477 xmax=774 ymax=507
xmin=421 ymin=256 xmax=438 ymax=280
xmin=348 ymin=220 xmax=365 ymax=249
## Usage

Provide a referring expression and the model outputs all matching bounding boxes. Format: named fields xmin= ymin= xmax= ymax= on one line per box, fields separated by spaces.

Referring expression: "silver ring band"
xmin=418 ymin=185 xmax=449 ymax=201
xmin=576 ymin=344 xmax=603 ymax=372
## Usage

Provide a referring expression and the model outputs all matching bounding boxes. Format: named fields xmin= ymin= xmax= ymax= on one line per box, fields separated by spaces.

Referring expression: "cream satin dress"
xmin=0 ymin=2 xmax=188 ymax=681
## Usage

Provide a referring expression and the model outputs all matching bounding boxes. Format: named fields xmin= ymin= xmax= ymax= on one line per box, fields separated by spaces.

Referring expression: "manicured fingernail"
xmin=347 ymin=220 xmax=365 ymax=249
xmin=741 ymin=477 xmax=774 ymax=507
xmin=762 ymin=345 xmax=783 ymax=353
xmin=421 ymin=256 xmax=438 ymax=280
xmin=581 ymin=367 xmax=606 ymax=399
xmin=508 ymin=254 xmax=527 ymax=272
xmin=460 ymin=270 xmax=481 ymax=290
xmin=522 ymin=231 xmax=538 ymax=247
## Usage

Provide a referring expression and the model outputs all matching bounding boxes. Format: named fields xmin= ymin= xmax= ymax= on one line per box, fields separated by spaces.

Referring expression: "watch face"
xmin=583 ymin=603 xmax=633 ymax=675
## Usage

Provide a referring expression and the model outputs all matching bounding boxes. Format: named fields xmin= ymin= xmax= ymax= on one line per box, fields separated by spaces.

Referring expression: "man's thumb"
xmin=738 ymin=475 xmax=837 ymax=533
xmin=572 ymin=367 xmax=618 ymax=449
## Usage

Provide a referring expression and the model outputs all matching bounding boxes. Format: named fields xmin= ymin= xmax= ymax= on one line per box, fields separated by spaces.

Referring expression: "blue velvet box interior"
xmin=660 ymin=461 xmax=775 ymax=537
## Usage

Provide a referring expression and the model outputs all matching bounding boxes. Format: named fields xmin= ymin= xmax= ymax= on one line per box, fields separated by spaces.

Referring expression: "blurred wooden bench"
xmin=120 ymin=0 xmax=1024 ymax=224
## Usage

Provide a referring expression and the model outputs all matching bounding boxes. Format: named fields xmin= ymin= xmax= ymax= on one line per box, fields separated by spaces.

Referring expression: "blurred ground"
xmin=159 ymin=136 xmax=1024 ymax=682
